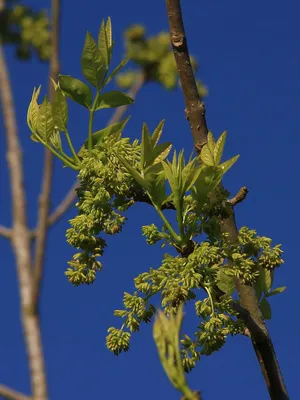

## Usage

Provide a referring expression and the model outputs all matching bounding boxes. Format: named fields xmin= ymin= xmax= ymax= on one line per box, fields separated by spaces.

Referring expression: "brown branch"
xmin=31 ymin=0 xmax=61 ymax=313
xmin=40 ymin=73 xmax=146 ymax=231
xmin=0 ymin=385 xmax=31 ymax=400
xmin=228 ymin=186 xmax=248 ymax=206
xmin=0 ymin=225 xmax=12 ymax=239
xmin=165 ymin=1 xmax=288 ymax=398
xmin=0 ymin=34 xmax=48 ymax=400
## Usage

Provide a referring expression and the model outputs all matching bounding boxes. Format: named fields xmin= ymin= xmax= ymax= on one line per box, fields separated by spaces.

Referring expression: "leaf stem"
xmin=88 ymin=92 xmax=100 ymax=153
xmin=64 ymin=128 xmax=80 ymax=164
xmin=152 ymin=200 xmax=182 ymax=244
xmin=39 ymin=138 xmax=80 ymax=170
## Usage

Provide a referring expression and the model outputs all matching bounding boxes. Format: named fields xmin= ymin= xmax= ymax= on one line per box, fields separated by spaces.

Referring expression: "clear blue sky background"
xmin=1 ymin=0 xmax=299 ymax=399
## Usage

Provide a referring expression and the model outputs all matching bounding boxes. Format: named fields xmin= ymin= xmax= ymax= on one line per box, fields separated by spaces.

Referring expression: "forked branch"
xmin=165 ymin=0 xmax=288 ymax=398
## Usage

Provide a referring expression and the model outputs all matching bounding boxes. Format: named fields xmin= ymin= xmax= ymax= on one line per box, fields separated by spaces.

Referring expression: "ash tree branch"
xmin=0 ymin=225 xmax=12 ymax=239
xmin=165 ymin=0 xmax=288 ymax=398
xmin=0 ymin=31 xmax=48 ymax=400
xmin=0 ymin=384 xmax=31 ymax=400
xmin=31 ymin=0 xmax=61 ymax=313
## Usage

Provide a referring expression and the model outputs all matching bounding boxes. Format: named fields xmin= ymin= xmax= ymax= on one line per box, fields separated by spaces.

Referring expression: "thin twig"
xmin=0 ymin=384 xmax=31 ymax=400
xmin=228 ymin=186 xmax=248 ymax=206
xmin=41 ymin=73 xmax=146 ymax=231
xmin=0 ymin=34 xmax=48 ymax=400
xmin=0 ymin=225 xmax=12 ymax=239
xmin=165 ymin=1 xmax=288 ymax=398
xmin=31 ymin=0 xmax=61 ymax=313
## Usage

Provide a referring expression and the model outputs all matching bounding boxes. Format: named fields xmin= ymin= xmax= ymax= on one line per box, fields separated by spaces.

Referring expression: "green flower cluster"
xmin=107 ymin=222 xmax=284 ymax=369
xmin=116 ymin=24 xmax=207 ymax=96
xmin=65 ymin=135 xmax=140 ymax=285
xmin=1 ymin=3 xmax=51 ymax=60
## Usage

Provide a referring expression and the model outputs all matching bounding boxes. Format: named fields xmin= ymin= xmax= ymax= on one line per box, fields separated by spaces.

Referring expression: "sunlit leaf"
xmin=151 ymin=120 xmax=165 ymax=146
xmin=217 ymin=270 xmax=235 ymax=295
xmin=81 ymin=32 xmax=106 ymax=89
xmin=104 ymin=59 xmax=128 ymax=86
xmin=98 ymin=20 xmax=109 ymax=68
xmin=214 ymin=131 xmax=227 ymax=165
xmin=36 ymin=96 xmax=54 ymax=141
xmin=265 ymin=286 xmax=286 ymax=298
xmin=95 ymin=91 xmax=134 ymax=110
xmin=200 ymin=144 xmax=215 ymax=166
xmin=52 ymin=88 xmax=68 ymax=131
xmin=219 ymin=155 xmax=239 ymax=174
xmin=207 ymin=131 xmax=215 ymax=153
xmin=58 ymin=75 xmax=93 ymax=109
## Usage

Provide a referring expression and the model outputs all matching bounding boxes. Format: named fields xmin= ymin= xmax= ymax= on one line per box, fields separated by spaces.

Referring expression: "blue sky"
xmin=1 ymin=0 xmax=299 ymax=398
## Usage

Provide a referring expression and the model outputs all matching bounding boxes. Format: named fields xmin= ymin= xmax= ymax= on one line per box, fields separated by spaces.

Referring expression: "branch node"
xmin=228 ymin=186 xmax=249 ymax=207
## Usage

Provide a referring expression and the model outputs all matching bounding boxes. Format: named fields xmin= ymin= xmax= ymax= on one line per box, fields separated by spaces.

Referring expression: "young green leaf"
xmin=104 ymin=59 xmax=128 ymax=87
xmin=258 ymin=267 xmax=273 ymax=294
xmin=105 ymin=17 xmax=113 ymax=63
xmin=207 ymin=131 xmax=215 ymax=153
xmin=52 ymin=88 xmax=68 ymax=131
xmin=214 ymin=131 xmax=227 ymax=165
xmin=98 ymin=20 xmax=109 ymax=68
xmin=144 ymin=168 xmax=166 ymax=208
xmin=27 ymin=86 xmax=41 ymax=134
xmin=217 ymin=270 xmax=235 ymax=295
xmin=259 ymin=297 xmax=272 ymax=320
xmin=116 ymin=155 xmax=150 ymax=192
xmin=200 ymin=144 xmax=215 ymax=166
xmin=219 ymin=155 xmax=239 ymax=174
xmin=95 ymin=91 xmax=134 ymax=110
xmin=140 ymin=123 xmax=154 ymax=169
xmin=49 ymin=128 xmax=62 ymax=152
xmin=150 ymin=143 xmax=172 ymax=166
xmin=58 ymin=75 xmax=93 ymax=109
xmin=151 ymin=120 xmax=165 ymax=146
xmin=265 ymin=286 xmax=286 ymax=298
xmin=81 ymin=32 xmax=106 ymax=89
xmin=36 ymin=96 xmax=54 ymax=141
xmin=78 ymin=117 xmax=130 ymax=156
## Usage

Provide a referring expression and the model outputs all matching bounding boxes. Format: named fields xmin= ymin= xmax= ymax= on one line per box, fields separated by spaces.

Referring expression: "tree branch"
xmin=165 ymin=1 xmax=288 ymax=398
xmin=41 ymin=73 xmax=146 ymax=231
xmin=0 ymin=35 xmax=48 ymax=400
xmin=31 ymin=0 xmax=61 ymax=313
xmin=0 ymin=225 xmax=12 ymax=239
xmin=0 ymin=385 xmax=31 ymax=400
xmin=228 ymin=186 xmax=248 ymax=206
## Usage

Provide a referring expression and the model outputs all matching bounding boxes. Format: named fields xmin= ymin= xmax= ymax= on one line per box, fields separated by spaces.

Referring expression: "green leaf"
xmin=151 ymin=143 xmax=172 ymax=166
xmin=140 ymin=123 xmax=153 ymax=169
xmin=151 ymin=120 xmax=165 ymax=146
xmin=49 ymin=128 xmax=62 ymax=152
xmin=78 ymin=117 xmax=130 ymax=156
xmin=36 ymin=96 xmax=54 ymax=141
xmin=50 ymin=78 xmax=58 ymax=91
xmin=27 ymin=86 xmax=41 ymax=134
xmin=217 ymin=270 xmax=235 ymax=295
xmin=95 ymin=91 xmax=134 ymax=110
xmin=214 ymin=131 xmax=227 ymax=165
xmin=207 ymin=131 xmax=215 ymax=153
xmin=260 ymin=297 xmax=271 ymax=320
xmin=105 ymin=17 xmax=113 ymax=62
xmin=219 ymin=155 xmax=239 ymax=174
xmin=117 ymin=155 xmax=150 ymax=192
xmin=58 ymin=75 xmax=92 ymax=109
xmin=81 ymin=32 xmax=106 ymax=89
xmin=145 ymin=168 xmax=166 ymax=208
xmin=265 ymin=286 xmax=286 ymax=298
xmin=258 ymin=267 xmax=273 ymax=293
xmin=52 ymin=88 xmax=68 ymax=131
xmin=98 ymin=20 xmax=109 ymax=68
xmin=104 ymin=59 xmax=128 ymax=86
xmin=200 ymin=144 xmax=215 ymax=166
